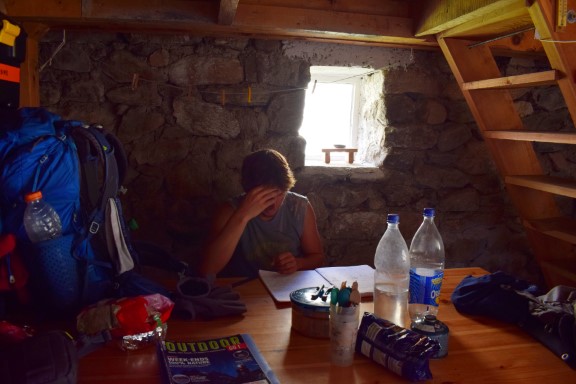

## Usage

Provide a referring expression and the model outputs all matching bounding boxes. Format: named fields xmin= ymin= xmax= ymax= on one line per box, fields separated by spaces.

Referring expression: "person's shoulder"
xmin=228 ymin=193 xmax=246 ymax=208
xmin=286 ymin=191 xmax=308 ymax=202
xmin=285 ymin=191 xmax=309 ymax=213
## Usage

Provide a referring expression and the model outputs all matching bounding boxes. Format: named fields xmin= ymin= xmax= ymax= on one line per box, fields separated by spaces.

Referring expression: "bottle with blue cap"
xmin=408 ymin=208 xmax=445 ymax=322
xmin=373 ymin=213 xmax=410 ymax=328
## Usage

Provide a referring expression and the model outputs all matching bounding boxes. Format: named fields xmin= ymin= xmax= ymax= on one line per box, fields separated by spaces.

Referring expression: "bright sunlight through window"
xmin=299 ymin=66 xmax=372 ymax=164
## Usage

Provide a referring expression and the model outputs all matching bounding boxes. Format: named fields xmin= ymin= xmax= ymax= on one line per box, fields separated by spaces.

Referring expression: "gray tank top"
xmin=221 ymin=191 xmax=308 ymax=277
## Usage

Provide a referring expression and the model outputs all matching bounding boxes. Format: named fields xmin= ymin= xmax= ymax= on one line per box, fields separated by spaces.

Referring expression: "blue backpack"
xmin=0 ymin=107 xmax=177 ymax=316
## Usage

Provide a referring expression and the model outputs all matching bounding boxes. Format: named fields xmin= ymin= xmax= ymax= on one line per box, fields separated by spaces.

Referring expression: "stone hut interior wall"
xmin=37 ymin=31 xmax=571 ymax=284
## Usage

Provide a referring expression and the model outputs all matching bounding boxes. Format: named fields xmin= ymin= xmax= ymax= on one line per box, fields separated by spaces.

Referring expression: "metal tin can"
xmin=290 ymin=287 xmax=331 ymax=339
xmin=410 ymin=314 xmax=449 ymax=358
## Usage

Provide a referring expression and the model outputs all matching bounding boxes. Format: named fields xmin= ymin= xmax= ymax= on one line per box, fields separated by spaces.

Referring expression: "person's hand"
xmin=273 ymin=252 xmax=299 ymax=274
xmin=236 ymin=186 xmax=281 ymax=220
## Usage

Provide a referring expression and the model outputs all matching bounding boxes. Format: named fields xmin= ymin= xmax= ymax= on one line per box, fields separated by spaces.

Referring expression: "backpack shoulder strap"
xmin=68 ymin=124 xmax=120 ymax=237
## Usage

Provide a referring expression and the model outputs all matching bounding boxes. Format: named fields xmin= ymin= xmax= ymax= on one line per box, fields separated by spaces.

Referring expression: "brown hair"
xmin=241 ymin=149 xmax=296 ymax=192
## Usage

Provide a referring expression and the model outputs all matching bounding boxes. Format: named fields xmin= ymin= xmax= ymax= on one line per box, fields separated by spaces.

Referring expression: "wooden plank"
xmin=439 ymin=1 xmax=532 ymax=38
xmin=505 ymin=175 xmax=576 ymax=198
xmin=540 ymin=260 xmax=576 ymax=286
xmin=241 ymin=0 xmax=413 ymax=17
xmin=415 ymin=0 xmax=526 ymax=36
xmin=462 ymin=70 xmax=559 ymax=90
xmin=4 ymin=0 xmax=436 ymax=48
xmin=525 ymin=216 xmax=576 ymax=244
xmin=4 ymin=0 xmax=81 ymax=17
xmin=74 ymin=270 xmax=576 ymax=383
xmin=523 ymin=216 xmax=576 ymax=287
xmin=221 ymin=4 xmax=417 ymax=38
xmin=218 ymin=0 xmax=239 ymax=25
xmin=487 ymin=32 xmax=545 ymax=56
xmin=438 ymin=37 xmax=545 ymax=174
xmin=484 ymin=130 xmax=576 ymax=144
xmin=438 ymin=35 xmax=560 ymax=222
xmin=528 ymin=0 xmax=576 ymax=122
xmin=80 ymin=0 xmax=216 ymax=22
xmin=19 ymin=22 xmax=48 ymax=108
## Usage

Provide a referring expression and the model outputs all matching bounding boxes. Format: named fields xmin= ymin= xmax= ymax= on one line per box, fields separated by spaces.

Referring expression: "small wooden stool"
xmin=321 ymin=148 xmax=358 ymax=164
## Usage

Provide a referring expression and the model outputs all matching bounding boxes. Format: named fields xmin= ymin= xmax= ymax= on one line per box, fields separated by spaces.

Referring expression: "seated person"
xmin=199 ymin=149 xmax=325 ymax=277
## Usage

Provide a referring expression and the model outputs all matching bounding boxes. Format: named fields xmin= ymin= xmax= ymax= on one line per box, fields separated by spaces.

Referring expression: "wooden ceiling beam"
xmin=437 ymin=2 xmax=532 ymax=38
xmin=416 ymin=0 xmax=529 ymax=37
xmin=4 ymin=0 xmax=436 ymax=48
xmin=218 ymin=0 xmax=239 ymax=26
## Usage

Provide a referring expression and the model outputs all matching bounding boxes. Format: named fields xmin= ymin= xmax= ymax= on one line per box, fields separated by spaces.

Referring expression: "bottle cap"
xmin=24 ymin=191 xmax=43 ymax=202
xmin=387 ymin=213 xmax=400 ymax=224
xmin=423 ymin=208 xmax=435 ymax=217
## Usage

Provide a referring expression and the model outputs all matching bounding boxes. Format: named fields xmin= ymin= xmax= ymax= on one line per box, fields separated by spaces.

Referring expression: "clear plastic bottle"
xmin=408 ymin=208 xmax=445 ymax=322
xmin=373 ymin=213 xmax=410 ymax=328
xmin=23 ymin=191 xmax=62 ymax=243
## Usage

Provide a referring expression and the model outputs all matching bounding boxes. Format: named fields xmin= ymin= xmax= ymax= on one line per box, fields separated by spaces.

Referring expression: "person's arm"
xmin=199 ymin=186 xmax=280 ymax=276
xmin=298 ymin=202 xmax=325 ymax=269
xmin=273 ymin=202 xmax=325 ymax=274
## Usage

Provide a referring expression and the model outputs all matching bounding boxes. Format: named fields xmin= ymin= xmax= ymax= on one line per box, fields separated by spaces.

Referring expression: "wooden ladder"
xmin=437 ymin=0 xmax=576 ymax=288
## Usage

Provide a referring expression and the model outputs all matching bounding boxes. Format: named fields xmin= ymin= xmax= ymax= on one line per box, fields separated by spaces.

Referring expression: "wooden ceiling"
xmin=1 ymin=0 xmax=544 ymax=53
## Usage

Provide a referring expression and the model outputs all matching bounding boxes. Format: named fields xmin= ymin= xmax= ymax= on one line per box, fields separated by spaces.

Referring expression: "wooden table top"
xmin=78 ymin=267 xmax=576 ymax=383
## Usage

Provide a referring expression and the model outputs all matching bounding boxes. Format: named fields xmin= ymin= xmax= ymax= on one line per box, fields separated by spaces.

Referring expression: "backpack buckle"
xmin=89 ymin=221 xmax=100 ymax=234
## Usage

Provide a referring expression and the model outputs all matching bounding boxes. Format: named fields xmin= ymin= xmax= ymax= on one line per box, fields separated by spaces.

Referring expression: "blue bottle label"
xmin=409 ymin=269 xmax=444 ymax=307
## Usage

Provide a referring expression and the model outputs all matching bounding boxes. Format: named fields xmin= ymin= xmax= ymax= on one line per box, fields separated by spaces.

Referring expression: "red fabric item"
xmin=0 ymin=234 xmax=29 ymax=298
xmin=114 ymin=296 xmax=152 ymax=335
xmin=77 ymin=294 xmax=174 ymax=338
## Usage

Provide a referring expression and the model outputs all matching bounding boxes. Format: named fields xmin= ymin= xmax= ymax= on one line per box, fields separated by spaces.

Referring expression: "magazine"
xmin=157 ymin=334 xmax=280 ymax=384
xmin=259 ymin=264 xmax=375 ymax=303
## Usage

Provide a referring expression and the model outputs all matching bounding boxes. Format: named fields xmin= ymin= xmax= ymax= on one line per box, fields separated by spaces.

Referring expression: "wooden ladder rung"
xmin=540 ymin=260 xmax=576 ymax=286
xmin=462 ymin=69 xmax=560 ymax=90
xmin=505 ymin=175 xmax=576 ymax=198
xmin=525 ymin=216 xmax=576 ymax=244
xmin=484 ymin=130 xmax=576 ymax=144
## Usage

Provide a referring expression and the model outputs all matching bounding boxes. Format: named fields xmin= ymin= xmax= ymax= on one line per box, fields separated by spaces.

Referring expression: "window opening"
xmin=299 ymin=66 xmax=374 ymax=166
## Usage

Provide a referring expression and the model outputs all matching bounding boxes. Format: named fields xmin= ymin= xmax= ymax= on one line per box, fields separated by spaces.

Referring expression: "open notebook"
xmin=258 ymin=264 xmax=375 ymax=303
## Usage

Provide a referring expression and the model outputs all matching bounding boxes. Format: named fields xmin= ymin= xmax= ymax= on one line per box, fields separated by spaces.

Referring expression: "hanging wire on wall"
xmin=39 ymin=30 xmax=66 ymax=72
xmin=97 ymin=64 xmax=379 ymax=105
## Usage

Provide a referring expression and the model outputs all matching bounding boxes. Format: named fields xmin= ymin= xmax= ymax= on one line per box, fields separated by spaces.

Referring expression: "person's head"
xmin=241 ymin=149 xmax=296 ymax=192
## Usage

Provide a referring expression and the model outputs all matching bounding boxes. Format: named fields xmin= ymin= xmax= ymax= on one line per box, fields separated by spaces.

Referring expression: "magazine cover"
xmin=157 ymin=333 xmax=280 ymax=384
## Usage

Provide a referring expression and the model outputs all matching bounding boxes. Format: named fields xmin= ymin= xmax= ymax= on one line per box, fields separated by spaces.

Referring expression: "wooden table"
xmin=78 ymin=268 xmax=576 ymax=383
xmin=321 ymin=148 xmax=357 ymax=164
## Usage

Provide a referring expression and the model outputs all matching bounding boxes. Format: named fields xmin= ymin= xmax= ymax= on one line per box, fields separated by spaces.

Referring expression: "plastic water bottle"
xmin=373 ymin=213 xmax=410 ymax=328
xmin=23 ymin=191 xmax=62 ymax=243
xmin=408 ymin=208 xmax=445 ymax=322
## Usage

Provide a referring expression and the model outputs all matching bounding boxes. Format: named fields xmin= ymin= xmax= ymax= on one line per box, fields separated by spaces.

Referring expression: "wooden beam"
xmin=4 ymin=0 xmax=436 ymax=48
xmin=506 ymin=175 xmax=576 ymax=199
xmin=438 ymin=2 xmax=532 ymax=38
xmin=218 ymin=0 xmax=239 ymax=26
xmin=19 ymin=23 xmax=48 ymax=108
xmin=5 ymin=0 xmax=81 ymax=18
xmin=484 ymin=130 xmax=576 ymax=144
xmin=462 ymin=70 xmax=559 ymax=90
xmin=528 ymin=0 xmax=576 ymax=124
xmin=416 ymin=0 xmax=528 ymax=37
xmin=526 ymin=217 xmax=576 ymax=245
xmin=235 ymin=4 xmax=416 ymax=38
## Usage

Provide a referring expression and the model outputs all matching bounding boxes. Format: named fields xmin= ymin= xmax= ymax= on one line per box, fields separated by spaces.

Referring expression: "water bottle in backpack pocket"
xmin=1 ymin=108 xmax=189 ymax=318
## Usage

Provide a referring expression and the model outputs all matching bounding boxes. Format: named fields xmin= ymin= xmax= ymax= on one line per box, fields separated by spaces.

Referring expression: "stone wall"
xmin=37 ymin=31 xmax=572 ymax=284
